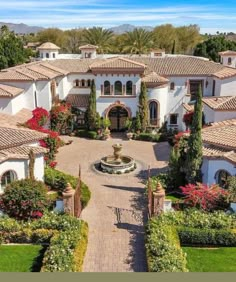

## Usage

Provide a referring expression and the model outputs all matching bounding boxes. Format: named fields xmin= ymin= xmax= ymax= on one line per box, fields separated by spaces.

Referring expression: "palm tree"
xmin=83 ymin=27 xmax=113 ymax=54
xmin=122 ymin=28 xmax=154 ymax=55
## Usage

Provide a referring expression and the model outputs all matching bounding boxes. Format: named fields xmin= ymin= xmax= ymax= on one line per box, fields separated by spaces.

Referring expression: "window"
xmin=75 ymin=80 xmax=80 ymax=87
xmin=85 ymin=53 xmax=91 ymax=58
xmin=53 ymin=53 xmax=55 ymax=58
xmin=189 ymin=80 xmax=203 ymax=101
xmin=1 ymin=170 xmax=17 ymax=192
xmin=87 ymin=79 xmax=91 ymax=87
xmin=170 ymin=82 xmax=175 ymax=90
xmin=228 ymin=57 xmax=232 ymax=65
xmin=114 ymin=81 xmax=122 ymax=95
xmin=34 ymin=91 xmax=38 ymax=108
xmin=212 ymin=80 xmax=216 ymax=96
xmin=216 ymin=170 xmax=231 ymax=188
xmin=81 ymin=79 xmax=86 ymax=87
xmin=149 ymin=101 xmax=158 ymax=126
xmin=170 ymin=114 xmax=178 ymax=125
xmin=104 ymin=81 xmax=111 ymax=95
xmin=46 ymin=53 xmax=49 ymax=59
xmin=126 ymin=81 xmax=133 ymax=95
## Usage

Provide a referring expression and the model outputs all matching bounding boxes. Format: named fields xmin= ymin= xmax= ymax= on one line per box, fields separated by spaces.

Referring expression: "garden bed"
xmin=0 ymin=245 xmax=45 ymax=272
xmin=183 ymin=247 xmax=236 ymax=272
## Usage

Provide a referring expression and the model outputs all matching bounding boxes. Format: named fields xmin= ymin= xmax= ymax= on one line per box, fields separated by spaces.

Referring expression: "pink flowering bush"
xmin=180 ymin=183 xmax=229 ymax=211
xmin=0 ymin=179 xmax=49 ymax=220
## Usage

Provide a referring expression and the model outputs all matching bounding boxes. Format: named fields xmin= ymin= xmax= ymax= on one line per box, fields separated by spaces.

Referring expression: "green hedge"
xmin=134 ymin=133 xmax=160 ymax=142
xmin=178 ymin=227 xmax=236 ymax=246
xmin=0 ymin=213 xmax=88 ymax=272
xmin=45 ymin=167 xmax=91 ymax=208
xmin=146 ymin=219 xmax=188 ymax=272
xmin=76 ymin=129 xmax=97 ymax=139
xmin=146 ymin=210 xmax=236 ymax=272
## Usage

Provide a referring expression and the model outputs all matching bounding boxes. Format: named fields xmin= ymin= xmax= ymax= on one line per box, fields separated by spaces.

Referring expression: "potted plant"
xmin=102 ymin=118 xmax=111 ymax=140
xmin=125 ymin=118 xmax=133 ymax=140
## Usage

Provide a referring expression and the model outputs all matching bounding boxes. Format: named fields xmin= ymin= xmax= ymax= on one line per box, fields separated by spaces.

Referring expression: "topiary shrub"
xmin=76 ymin=129 xmax=97 ymax=139
xmin=0 ymin=179 xmax=48 ymax=220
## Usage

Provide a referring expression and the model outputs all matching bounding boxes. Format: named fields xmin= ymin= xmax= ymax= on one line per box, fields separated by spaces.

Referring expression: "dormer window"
xmin=75 ymin=80 xmax=80 ymax=87
xmin=46 ymin=53 xmax=49 ymax=58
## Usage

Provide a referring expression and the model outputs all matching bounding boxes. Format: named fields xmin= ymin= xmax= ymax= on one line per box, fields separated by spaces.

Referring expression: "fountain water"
xmin=100 ymin=144 xmax=136 ymax=174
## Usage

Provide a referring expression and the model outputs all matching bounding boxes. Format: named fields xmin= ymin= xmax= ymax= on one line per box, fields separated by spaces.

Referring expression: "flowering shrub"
xmin=183 ymin=111 xmax=194 ymax=129
xmin=0 ymin=179 xmax=49 ymax=220
xmin=24 ymin=107 xmax=64 ymax=163
xmin=180 ymin=183 xmax=229 ymax=211
xmin=50 ymin=103 xmax=72 ymax=133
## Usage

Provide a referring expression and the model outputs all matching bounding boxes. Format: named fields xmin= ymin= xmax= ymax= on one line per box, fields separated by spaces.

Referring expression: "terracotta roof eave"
xmin=203 ymin=140 xmax=236 ymax=151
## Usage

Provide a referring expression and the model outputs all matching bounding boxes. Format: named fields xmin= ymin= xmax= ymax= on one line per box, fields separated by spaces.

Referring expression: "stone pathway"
xmin=56 ymin=136 xmax=170 ymax=272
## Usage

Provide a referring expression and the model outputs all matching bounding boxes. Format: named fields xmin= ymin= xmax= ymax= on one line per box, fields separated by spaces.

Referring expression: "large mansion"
xmin=0 ymin=42 xmax=236 ymax=190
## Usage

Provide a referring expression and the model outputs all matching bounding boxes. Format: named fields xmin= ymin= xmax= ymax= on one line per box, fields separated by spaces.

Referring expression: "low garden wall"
xmin=0 ymin=212 xmax=88 ymax=272
xmin=146 ymin=209 xmax=236 ymax=272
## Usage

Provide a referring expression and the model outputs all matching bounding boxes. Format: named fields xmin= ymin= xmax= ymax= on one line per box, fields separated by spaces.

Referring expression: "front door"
xmin=108 ymin=106 xmax=128 ymax=131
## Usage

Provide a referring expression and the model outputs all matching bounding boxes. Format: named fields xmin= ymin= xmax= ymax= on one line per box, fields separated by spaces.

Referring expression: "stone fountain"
xmin=100 ymin=144 xmax=136 ymax=174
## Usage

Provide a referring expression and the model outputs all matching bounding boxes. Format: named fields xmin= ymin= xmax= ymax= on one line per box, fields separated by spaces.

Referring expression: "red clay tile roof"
xmin=203 ymin=96 xmax=236 ymax=110
xmin=79 ymin=44 xmax=98 ymax=49
xmin=203 ymin=145 xmax=236 ymax=164
xmin=182 ymin=103 xmax=194 ymax=112
xmin=219 ymin=50 xmax=236 ymax=56
xmin=0 ymin=109 xmax=33 ymax=127
xmin=90 ymin=57 xmax=146 ymax=70
xmin=0 ymin=126 xmax=47 ymax=150
xmin=66 ymin=94 xmax=89 ymax=108
xmin=209 ymin=118 xmax=236 ymax=127
xmin=38 ymin=42 xmax=60 ymax=50
xmin=0 ymin=84 xmax=24 ymax=97
xmin=142 ymin=71 xmax=169 ymax=83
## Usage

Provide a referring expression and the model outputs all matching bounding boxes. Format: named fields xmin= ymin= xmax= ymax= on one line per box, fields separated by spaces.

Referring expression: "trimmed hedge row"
xmin=45 ymin=167 xmax=91 ymax=208
xmin=178 ymin=227 xmax=236 ymax=246
xmin=146 ymin=210 xmax=236 ymax=272
xmin=0 ymin=213 xmax=88 ymax=272
xmin=76 ymin=130 xmax=97 ymax=140
xmin=146 ymin=218 xmax=188 ymax=272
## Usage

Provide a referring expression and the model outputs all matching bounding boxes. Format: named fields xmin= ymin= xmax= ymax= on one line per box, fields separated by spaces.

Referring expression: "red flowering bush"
xmin=50 ymin=103 xmax=72 ymax=133
xmin=24 ymin=107 xmax=64 ymax=163
xmin=49 ymin=161 xmax=57 ymax=168
xmin=0 ymin=179 xmax=49 ymax=220
xmin=180 ymin=183 xmax=229 ymax=211
xmin=183 ymin=111 xmax=194 ymax=129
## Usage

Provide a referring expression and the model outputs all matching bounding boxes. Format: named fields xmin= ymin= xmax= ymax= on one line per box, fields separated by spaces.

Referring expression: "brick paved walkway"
xmin=56 ymin=136 xmax=170 ymax=272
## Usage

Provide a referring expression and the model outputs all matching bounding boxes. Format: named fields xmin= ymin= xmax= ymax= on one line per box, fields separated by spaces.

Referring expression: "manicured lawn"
xmin=183 ymin=247 xmax=236 ymax=272
xmin=0 ymin=245 xmax=44 ymax=272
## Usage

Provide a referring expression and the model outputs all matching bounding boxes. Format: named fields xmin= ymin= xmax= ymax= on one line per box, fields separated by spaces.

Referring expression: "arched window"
xmin=1 ymin=170 xmax=17 ymax=192
xmin=114 ymin=81 xmax=122 ymax=95
xmin=228 ymin=57 xmax=232 ymax=65
xmin=46 ymin=53 xmax=49 ymax=59
xmin=216 ymin=170 xmax=231 ymax=188
xmin=149 ymin=101 xmax=158 ymax=126
xmin=170 ymin=82 xmax=175 ymax=90
xmin=87 ymin=79 xmax=91 ymax=87
xmin=104 ymin=81 xmax=111 ymax=95
xmin=75 ymin=79 xmax=80 ymax=87
xmin=126 ymin=81 xmax=133 ymax=95
xmin=81 ymin=79 xmax=86 ymax=87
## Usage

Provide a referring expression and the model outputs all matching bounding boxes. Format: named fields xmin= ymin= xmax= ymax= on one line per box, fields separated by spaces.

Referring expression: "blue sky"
xmin=0 ymin=0 xmax=236 ymax=34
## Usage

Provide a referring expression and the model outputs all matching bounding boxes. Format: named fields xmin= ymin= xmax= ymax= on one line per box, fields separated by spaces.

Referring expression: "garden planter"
xmin=126 ymin=132 xmax=133 ymax=140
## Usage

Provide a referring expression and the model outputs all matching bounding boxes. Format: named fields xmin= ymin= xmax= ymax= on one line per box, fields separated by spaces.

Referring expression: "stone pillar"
xmin=152 ymin=182 xmax=165 ymax=216
xmin=62 ymin=183 xmax=75 ymax=216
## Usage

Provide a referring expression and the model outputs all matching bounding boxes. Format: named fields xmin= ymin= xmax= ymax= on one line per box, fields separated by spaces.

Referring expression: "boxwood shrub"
xmin=135 ymin=133 xmax=160 ymax=142
xmin=45 ymin=167 xmax=91 ymax=208
xmin=76 ymin=129 xmax=97 ymax=139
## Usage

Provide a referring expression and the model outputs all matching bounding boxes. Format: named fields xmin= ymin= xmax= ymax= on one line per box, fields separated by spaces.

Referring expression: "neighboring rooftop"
xmin=0 ymin=109 xmax=32 ymax=127
xmin=203 ymin=96 xmax=236 ymax=111
xmin=203 ymin=145 xmax=236 ymax=165
xmin=79 ymin=44 xmax=98 ymax=50
xmin=219 ymin=50 xmax=236 ymax=56
xmin=182 ymin=103 xmax=194 ymax=112
xmin=0 ymin=126 xmax=47 ymax=150
xmin=66 ymin=94 xmax=89 ymax=108
xmin=0 ymin=84 xmax=24 ymax=97
xmin=37 ymin=42 xmax=60 ymax=50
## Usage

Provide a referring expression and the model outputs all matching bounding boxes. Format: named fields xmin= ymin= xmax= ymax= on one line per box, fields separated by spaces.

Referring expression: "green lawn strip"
xmin=183 ymin=247 xmax=236 ymax=272
xmin=0 ymin=245 xmax=44 ymax=272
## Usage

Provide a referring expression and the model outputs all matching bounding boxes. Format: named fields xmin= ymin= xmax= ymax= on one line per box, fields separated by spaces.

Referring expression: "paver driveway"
xmin=56 ymin=135 xmax=170 ymax=272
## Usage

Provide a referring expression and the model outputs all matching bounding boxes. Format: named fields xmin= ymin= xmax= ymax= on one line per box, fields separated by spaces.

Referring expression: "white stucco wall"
xmin=202 ymin=158 xmax=236 ymax=185
xmin=0 ymin=154 xmax=45 ymax=194
xmin=39 ymin=50 xmax=59 ymax=60
xmin=36 ymin=81 xmax=52 ymax=111
xmin=214 ymin=77 xmax=236 ymax=97
xmin=204 ymin=104 xmax=236 ymax=124
xmin=221 ymin=56 xmax=236 ymax=68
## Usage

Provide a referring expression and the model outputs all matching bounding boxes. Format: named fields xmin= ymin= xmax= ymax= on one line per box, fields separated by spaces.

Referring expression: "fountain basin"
xmin=101 ymin=155 xmax=136 ymax=174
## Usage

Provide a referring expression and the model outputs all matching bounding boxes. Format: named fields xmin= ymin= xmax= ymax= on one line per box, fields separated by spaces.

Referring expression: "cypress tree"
xmin=85 ymin=80 xmax=97 ymax=130
xmin=171 ymin=40 xmax=176 ymax=54
xmin=185 ymin=85 xmax=203 ymax=184
xmin=139 ymin=82 xmax=148 ymax=132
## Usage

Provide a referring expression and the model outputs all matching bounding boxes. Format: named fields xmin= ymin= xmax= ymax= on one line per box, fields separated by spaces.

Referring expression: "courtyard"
xmin=56 ymin=135 xmax=170 ymax=272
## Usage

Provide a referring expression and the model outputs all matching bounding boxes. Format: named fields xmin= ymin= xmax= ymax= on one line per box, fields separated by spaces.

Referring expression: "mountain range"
xmin=0 ymin=22 xmax=44 ymax=34
xmin=0 ymin=22 xmax=154 ymax=35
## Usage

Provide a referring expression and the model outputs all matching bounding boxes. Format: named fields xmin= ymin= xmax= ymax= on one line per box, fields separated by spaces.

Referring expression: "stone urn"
xmin=112 ymin=143 xmax=122 ymax=163
xmin=126 ymin=132 xmax=133 ymax=140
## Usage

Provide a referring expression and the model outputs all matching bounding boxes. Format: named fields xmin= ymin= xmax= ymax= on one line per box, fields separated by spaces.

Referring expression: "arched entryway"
xmin=108 ymin=106 xmax=129 ymax=131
